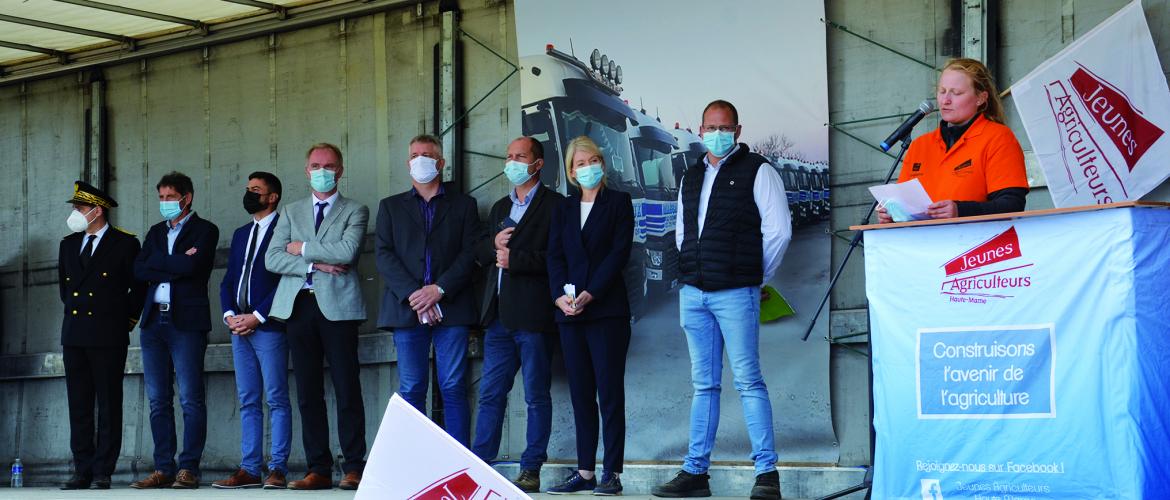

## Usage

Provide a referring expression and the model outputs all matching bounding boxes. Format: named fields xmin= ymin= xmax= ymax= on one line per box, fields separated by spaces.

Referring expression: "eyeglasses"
xmin=701 ymin=125 xmax=737 ymax=133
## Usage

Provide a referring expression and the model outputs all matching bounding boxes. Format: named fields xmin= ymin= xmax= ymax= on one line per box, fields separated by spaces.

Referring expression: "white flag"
xmin=1012 ymin=0 xmax=1170 ymax=208
xmin=356 ymin=394 xmax=532 ymax=500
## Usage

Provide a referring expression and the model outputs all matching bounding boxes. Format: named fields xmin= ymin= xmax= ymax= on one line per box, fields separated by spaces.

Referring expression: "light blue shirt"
xmin=153 ymin=211 xmax=194 ymax=305
xmin=497 ymin=183 xmax=539 ymax=294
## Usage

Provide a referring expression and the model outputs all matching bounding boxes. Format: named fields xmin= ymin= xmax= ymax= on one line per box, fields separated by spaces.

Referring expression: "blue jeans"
xmin=679 ymin=285 xmax=777 ymax=475
xmin=471 ymin=320 xmax=553 ymax=470
xmin=394 ymin=325 xmax=470 ymax=446
xmin=230 ymin=327 xmax=291 ymax=476
xmin=140 ymin=314 xmax=208 ymax=476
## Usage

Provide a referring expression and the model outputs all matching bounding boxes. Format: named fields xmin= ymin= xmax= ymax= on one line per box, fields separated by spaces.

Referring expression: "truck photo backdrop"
xmin=512 ymin=0 xmax=835 ymax=466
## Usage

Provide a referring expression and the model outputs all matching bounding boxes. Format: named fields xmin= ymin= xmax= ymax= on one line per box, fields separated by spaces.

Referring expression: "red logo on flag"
xmin=942 ymin=227 xmax=1022 ymax=276
xmin=1070 ymin=65 xmax=1164 ymax=171
xmin=409 ymin=469 xmax=505 ymax=500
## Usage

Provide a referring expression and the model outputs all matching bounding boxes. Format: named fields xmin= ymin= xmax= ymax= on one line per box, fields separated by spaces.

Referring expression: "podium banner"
xmin=865 ymin=207 xmax=1170 ymax=498
xmin=356 ymin=394 xmax=531 ymax=500
xmin=1012 ymin=1 xmax=1170 ymax=208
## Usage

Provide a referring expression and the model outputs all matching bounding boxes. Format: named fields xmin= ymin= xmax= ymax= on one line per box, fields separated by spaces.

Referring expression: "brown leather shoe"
xmin=288 ymin=472 xmax=332 ymax=490
xmin=338 ymin=471 xmax=361 ymax=490
xmin=263 ymin=471 xmax=288 ymax=489
xmin=130 ymin=471 xmax=174 ymax=489
xmin=212 ymin=469 xmax=261 ymax=489
xmin=171 ymin=469 xmax=199 ymax=489
xmin=336 ymin=470 xmax=358 ymax=491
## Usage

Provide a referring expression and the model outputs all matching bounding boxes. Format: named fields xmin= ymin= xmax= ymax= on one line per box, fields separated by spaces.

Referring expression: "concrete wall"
xmin=0 ymin=0 xmax=520 ymax=480
xmin=826 ymin=0 xmax=1170 ymax=466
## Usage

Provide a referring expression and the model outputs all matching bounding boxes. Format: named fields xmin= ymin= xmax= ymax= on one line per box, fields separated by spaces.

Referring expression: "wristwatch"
xmin=435 ymin=285 xmax=446 ymax=296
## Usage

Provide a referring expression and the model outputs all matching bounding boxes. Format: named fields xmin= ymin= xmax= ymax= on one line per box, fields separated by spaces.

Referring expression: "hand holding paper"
xmin=563 ymin=284 xmax=577 ymax=307
xmin=869 ymin=178 xmax=933 ymax=222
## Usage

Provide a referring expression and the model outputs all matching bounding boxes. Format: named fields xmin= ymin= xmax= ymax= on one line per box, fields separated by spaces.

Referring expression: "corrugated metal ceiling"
xmin=0 ymin=0 xmax=313 ymax=67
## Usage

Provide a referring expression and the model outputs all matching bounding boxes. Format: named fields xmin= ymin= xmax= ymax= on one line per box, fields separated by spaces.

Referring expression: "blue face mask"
xmin=702 ymin=130 xmax=736 ymax=157
xmin=503 ymin=160 xmax=535 ymax=186
xmin=310 ymin=168 xmax=337 ymax=193
xmin=575 ymin=164 xmax=604 ymax=189
xmin=159 ymin=199 xmax=183 ymax=221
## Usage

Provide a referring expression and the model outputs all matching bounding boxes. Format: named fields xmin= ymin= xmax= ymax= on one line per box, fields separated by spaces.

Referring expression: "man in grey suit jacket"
xmin=264 ymin=143 xmax=368 ymax=491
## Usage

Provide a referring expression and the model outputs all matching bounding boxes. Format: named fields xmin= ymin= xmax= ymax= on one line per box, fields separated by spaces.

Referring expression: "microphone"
xmin=880 ymin=99 xmax=936 ymax=151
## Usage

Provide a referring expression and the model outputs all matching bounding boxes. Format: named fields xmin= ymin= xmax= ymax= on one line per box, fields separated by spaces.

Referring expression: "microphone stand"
xmin=806 ymin=135 xmax=911 ymax=500
xmin=802 ymin=136 xmax=910 ymax=342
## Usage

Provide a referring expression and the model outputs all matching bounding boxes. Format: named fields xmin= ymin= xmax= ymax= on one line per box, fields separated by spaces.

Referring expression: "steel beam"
xmin=0 ymin=13 xmax=134 ymax=45
xmin=961 ymin=0 xmax=987 ymax=61
xmin=51 ymin=0 xmax=207 ymax=32
xmin=87 ymin=79 xmax=105 ymax=187
xmin=438 ymin=7 xmax=457 ymax=184
xmin=0 ymin=39 xmax=68 ymax=63
xmin=221 ymin=0 xmax=289 ymax=19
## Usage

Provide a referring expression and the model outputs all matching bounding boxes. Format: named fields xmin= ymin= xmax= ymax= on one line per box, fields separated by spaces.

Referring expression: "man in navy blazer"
xmin=212 ymin=172 xmax=290 ymax=490
xmin=375 ymin=134 xmax=480 ymax=446
xmin=131 ymin=172 xmax=219 ymax=489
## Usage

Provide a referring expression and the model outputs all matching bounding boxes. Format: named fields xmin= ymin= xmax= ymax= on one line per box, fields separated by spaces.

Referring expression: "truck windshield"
xmin=558 ymin=108 xmax=642 ymax=196
xmin=633 ymin=142 xmax=676 ymax=195
xmin=522 ymin=105 xmax=562 ymax=190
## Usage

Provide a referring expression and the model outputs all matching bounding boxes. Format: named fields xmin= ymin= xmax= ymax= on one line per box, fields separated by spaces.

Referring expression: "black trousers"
xmin=63 ymin=344 xmax=128 ymax=478
xmin=286 ymin=291 xmax=367 ymax=475
xmin=557 ymin=316 xmax=631 ymax=473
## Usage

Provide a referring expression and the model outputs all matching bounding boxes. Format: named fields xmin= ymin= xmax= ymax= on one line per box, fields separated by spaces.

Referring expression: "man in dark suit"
xmin=58 ymin=181 xmax=146 ymax=490
xmin=265 ymin=143 xmax=369 ymax=491
xmin=212 ymin=172 xmax=291 ymax=490
xmin=131 ymin=172 xmax=219 ymax=490
xmin=470 ymin=137 xmax=563 ymax=492
xmin=375 ymin=134 xmax=480 ymax=447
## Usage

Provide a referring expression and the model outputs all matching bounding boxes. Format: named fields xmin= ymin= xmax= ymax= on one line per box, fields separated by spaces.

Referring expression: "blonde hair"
xmin=563 ymin=136 xmax=607 ymax=188
xmin=305 ymin=142 xmax=344 ymax=165
xmin=941 ymin=58 xmax=1005 ymax=124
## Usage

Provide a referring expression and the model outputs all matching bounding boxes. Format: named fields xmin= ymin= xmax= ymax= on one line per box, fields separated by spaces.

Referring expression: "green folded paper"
xmin=760 ymin=285 xmax=795 ymax=323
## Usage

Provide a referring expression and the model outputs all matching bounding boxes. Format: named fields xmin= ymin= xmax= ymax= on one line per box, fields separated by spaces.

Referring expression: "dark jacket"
xmin=58 ymin=226 xmax=147 ymax=347
xmin=547 ymin=187 xmax=634 ymax=323
xmin=477 ymin=185 xmax=563 ymax=333
xmin=134 ymin=212 xmax=219 ymax=332
xmin=219 ymin=213 xmax=284 ymax=331
xmin=375 ymin=184 xmax=481 ymax=329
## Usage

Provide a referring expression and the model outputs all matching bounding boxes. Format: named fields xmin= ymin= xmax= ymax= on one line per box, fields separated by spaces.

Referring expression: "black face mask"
xmin=243 ymin=190 xmax=267 ymax=214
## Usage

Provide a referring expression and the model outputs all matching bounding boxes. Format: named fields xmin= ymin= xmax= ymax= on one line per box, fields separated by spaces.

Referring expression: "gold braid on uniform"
xmin=73 ymin=187 xmax=112 ymax=208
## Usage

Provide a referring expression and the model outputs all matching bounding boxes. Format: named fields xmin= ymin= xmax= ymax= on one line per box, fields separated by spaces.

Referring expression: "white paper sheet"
xmin=868 ymin=178 xmax=934 ymax=222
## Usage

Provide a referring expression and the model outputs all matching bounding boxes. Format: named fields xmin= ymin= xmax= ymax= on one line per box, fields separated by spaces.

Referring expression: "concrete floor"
xmin=0 ymin=488 xmax=798 ymax=500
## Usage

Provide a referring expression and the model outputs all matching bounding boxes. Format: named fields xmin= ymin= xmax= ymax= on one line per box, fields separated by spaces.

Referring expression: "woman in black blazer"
xmin=546 ymin=136 xmax=633 ymax=495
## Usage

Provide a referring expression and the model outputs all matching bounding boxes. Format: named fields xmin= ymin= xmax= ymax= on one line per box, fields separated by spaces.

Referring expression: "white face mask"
xmin=66 ymin=207 xmax=96 ymax=233
xmin=409 ymin=156 xmax=440 ymax=184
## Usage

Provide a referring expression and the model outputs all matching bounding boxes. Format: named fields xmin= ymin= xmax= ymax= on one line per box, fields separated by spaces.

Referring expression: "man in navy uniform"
xmin=58 ymin=181 xmax=146 ymax=490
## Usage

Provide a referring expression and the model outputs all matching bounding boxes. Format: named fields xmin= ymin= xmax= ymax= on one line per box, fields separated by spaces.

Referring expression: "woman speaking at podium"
xmin=878 ymin=58 xmax=1029 ymax=222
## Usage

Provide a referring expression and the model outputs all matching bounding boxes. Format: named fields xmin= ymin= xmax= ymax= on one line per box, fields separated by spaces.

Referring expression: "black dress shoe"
xmin=93 ymin=476 xmax=112 ymax=489
xmin=62 ymin=475 xmax=92 ymax=490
